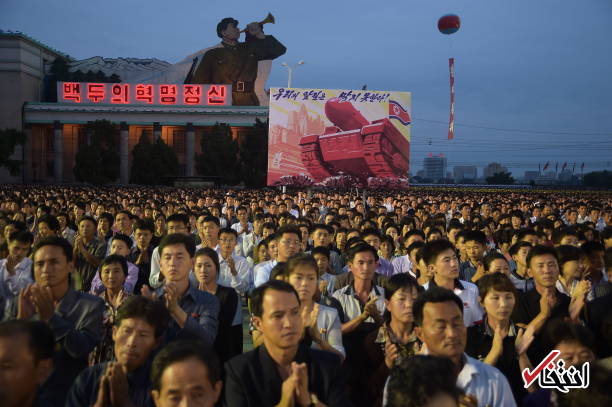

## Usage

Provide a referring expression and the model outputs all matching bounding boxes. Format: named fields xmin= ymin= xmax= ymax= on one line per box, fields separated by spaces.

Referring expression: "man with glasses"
xmin=253 ymin=226 xmax=301 ymax=287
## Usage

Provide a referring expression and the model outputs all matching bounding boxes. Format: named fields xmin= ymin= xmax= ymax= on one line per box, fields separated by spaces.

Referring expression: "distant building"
xmin=423 ymin=155 xmax=447 ymax=181
xmin=558 ymin=169 xmax=573 ymax=182
xmin=453 ymin=165 xmax=477 ymax=181
xmin=483 ymin=162 xmax=509 ymax=179
xmin=523 ymin=171 xmax=540 ymax=182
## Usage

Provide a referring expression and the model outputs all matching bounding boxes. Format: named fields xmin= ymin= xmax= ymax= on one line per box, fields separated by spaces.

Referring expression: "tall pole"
xmin=287 ymin=66 xmax=293 ymax=88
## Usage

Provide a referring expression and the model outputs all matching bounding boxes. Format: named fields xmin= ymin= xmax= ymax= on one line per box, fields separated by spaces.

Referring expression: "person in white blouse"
xmin=285 ymin=253 xmax=345 ymax=359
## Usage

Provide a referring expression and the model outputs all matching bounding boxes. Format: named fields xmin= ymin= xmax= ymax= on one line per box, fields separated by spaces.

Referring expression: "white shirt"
xmin=231 ymin=222 xmax=253 ymax=257
xmin=458 ymin=354 xmax=517 ymax=407
xmin=382 ymin=353 xmax=516 ymax=407
xmin=0 ymin=257 xmax=33 ymax=299
xmin=332 ymin=283 xmax=385 ymax=324
xmin=391 ymin=255 xmax=413 ymax=277
xmin=423 ymin=279 xmax=484 ymax=327
xmin=253 ymin=260 xmax=278 ymax=288
xmin=216 ymin=250 xmax=252 ymax=295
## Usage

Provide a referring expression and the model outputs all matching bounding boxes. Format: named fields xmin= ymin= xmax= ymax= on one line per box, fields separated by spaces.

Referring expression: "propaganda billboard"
xmin=267 ymin=88 xmax=411 ymax=188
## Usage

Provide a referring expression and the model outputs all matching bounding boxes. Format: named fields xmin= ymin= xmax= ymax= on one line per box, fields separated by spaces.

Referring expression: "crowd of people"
xmin=0 ymin=185 xmax=611 ymax=407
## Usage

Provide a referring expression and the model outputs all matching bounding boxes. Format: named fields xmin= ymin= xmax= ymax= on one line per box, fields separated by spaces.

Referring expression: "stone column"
xmin=153 ymin=122 xmax=162 ymax=141
xmin=23 ymin=124 xmax=33 ymax=183
xmin=53 ymin=121 xmax=63 ymax=183
xmin=120 ymin=122 xmax=129 ymax=184
xmin=186 ymin=122 xmax=195 ymax=176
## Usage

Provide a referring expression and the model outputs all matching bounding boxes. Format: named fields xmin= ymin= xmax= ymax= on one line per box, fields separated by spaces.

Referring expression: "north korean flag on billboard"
xmin=389 ymin=100 xmax=411 ymax=126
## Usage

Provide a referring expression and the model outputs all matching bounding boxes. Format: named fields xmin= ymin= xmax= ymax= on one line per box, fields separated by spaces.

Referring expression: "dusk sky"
xmin=2 ymin=0 xmax=611 ymax=177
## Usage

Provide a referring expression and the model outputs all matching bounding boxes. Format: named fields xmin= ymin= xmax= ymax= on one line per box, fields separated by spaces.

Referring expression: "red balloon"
xmin=438 ymin=14 xmax=461 ymax=35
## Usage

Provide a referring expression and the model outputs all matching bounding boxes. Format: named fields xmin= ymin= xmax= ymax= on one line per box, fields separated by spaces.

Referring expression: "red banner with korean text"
xmin=57 ymin=82 xmax=232 ymax=106
xmin=448 ymin=57 xmax=455 ymax=140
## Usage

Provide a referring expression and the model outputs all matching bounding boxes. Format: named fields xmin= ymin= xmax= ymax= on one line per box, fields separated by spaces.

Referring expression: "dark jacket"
xmin=223 ymin=342 xmax=351 ymax=407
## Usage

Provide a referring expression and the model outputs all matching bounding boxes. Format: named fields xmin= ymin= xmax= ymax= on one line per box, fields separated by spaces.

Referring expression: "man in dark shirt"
xmin=151 ymin=340 xmax=222 ymax=407
xmin=15 ymin=236 xmax=105 ymax=407
xmin=512 ymin=245 xmax=570 ymax=363
xmin=73 ymin=216 xmax=107 ymax=291
xmin=0 ymin=320 xmax=54 ymax=407
xmin=66 ymin=296 xmax=170 ymax=407
xmin=223 ymin=280 xmax=350 ymax=407
xmin=143 ymin=233 xmax=219 ymax=347
xmin=189 ymin=17 xmax=286 ymax=106
xmin=128 ymin=219 xmax=155 ymax=294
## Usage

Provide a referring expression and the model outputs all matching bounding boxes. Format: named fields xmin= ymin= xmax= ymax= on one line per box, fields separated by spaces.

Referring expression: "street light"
xmin=281 ymin=60 xmax=305 ymax=88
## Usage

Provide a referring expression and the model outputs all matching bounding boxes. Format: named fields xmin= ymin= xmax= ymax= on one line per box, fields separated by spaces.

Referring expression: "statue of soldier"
xmin=188 ymin=17 xmax=286 ymax=106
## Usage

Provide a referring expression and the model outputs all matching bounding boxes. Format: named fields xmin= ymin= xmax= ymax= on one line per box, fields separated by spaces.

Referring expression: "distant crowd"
xmin=1 ymin=185 xmax=611 ymax=407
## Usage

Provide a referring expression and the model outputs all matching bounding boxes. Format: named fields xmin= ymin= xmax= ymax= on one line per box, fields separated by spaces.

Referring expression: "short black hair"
xmin=413 ymin=287 xmax=463 ymax=327
xmin=0 ymin=320 xmax=55 ymax=363
xmin=274 ymin=225 xmax=301 ymax=241
xmin=463 ymin=230 xmax=487 ymax=246
xmin=384 ymin=273 xmax=420 ymax=301
xmin=552 ymin=227 xmax=578 ymax=245
xmin=386 ymin=355 xmax=461 ymax=407
xmin=8 ymin=230 xmax=34 ymax=245
xmin=310 ymin=223 xmax=332 ymax=235
xmin=509 ymin=241 xmax=532 ymax=257
xmin=482 ymin=252 xmax=508 ymax=272
xmin=421 ymin=239 xmax=456 ymax=266
xmin=545 ymin=319 xmax=595 ymax=351
xmin=78 ymin=215 xmax=97 ymax=227
xmin=32 ymin=236 xmax=73 ymax=262
xmin=111 ymin=233 xmax=133 ymax=249
xmin=286 ymin=253 xmax=318 ymax=276
xmin=200 ymin=215 xmax=220 ymax=227
xmin=135 ymin=218 xmax=155 ymax=233
xmin=38 ymin=214 xmax=60 ymax=232
xmin=346 ymin=242 xmax=379 ymax=263
xmin=166 ymin=213 xmax=190 ymax=227
xmin=216 ymin=17 xmax=239 ymax=38
xmin=158 ymin=233 xmax=196 ymax=258
xmin=605 ymin=247 xmax=612 ymax=270
xmin=311 ymin=246 xmax=330 ymax=260
xmin=581 ymin=241 xmax=605 ymax=257
xmin=151 ymin=340 xmax=220 ymax=390
xmin=556 ymin=245 xmax=585 ymax=267
xmin=115 ymin=296 xmax=170 ymax=339
xmin=527 ymin=244 xmax=559 ymax=268
xmin=361 ymin=227 xmax=381 ymax=240
xmin=218 ymin=227 xmax=238 ymax=239
xmin=476 ymin=272 xmax=518 ymax=303
xmin=100 ymin=254 xmax=129 ymax=276
xmin=195 ymin=247 xmax=220 ymax=273
xmin=250 ymin=280 xmax=300 ymax=318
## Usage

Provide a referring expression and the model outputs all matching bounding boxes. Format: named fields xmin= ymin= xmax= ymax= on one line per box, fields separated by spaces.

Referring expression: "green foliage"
xmin=73 ymin=120 xmax=119 ymax=185
xmin=239 ymin=118 xmax=269 ymax=187
xmin=130 ymin=134 xmax=178 ymax=185
xmin=583 ymin=171 xmax=612 ymax=188
xmin=196 ymin=123 xmax=240 ymax=184
xmin=486 ymin=171 xmax=515 ymax=185
xmin=0 ymin=128 xmax=26 ymax=176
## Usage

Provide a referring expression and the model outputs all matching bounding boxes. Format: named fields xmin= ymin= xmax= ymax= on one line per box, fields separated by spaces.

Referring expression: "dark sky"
xmin=2 ymin=0 xmax=611 ymax=177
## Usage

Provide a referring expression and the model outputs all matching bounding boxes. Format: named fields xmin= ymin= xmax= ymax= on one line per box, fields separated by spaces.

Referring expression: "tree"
xmin=130 ymin=133 xmax=178 ymax=185
xmin=0 ymin=129 xmax=26 ymax=175
xmin=196 ymin=123 xmax=240 ymax=184
xmin=583 ymin=171 xmax=612 ymax=188
xmin=239 ymin=118 xmax=269 ymax=187
xmin=486 ymin=171 xmax=515 ymax=185
xmin=73 ymin=120 xmax=119 ymax=185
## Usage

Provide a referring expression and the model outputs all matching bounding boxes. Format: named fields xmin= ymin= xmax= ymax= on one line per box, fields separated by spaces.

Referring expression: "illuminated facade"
xmin=0 ymin=31 xmax=267 ymax=184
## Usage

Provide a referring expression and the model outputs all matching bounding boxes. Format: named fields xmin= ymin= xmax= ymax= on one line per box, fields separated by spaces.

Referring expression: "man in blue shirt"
xmin=143 ymin=233 xmax=219 ymax=347
xmin=66 ymin=296 xmax=170 ymax=407
xmin=14 ymin=236 xmax=105 ymax=407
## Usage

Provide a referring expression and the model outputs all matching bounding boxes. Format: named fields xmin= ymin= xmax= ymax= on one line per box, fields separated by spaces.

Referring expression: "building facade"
xmin=423 ymin=156 xmax=447 ymax=181
xmin=0 ymin=31 xmax=267 ymax=184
